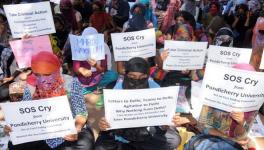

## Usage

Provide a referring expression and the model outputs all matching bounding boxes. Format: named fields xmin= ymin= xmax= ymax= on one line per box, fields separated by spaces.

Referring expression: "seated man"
xmin=94 ymin=57 xmax=181 ymax=150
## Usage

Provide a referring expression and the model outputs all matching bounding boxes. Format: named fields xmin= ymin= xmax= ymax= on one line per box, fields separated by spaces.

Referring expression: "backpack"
xmin=184 ymin=134 xmax=244 ymax=150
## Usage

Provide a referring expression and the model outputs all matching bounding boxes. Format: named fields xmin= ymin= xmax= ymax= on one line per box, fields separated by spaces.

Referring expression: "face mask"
xmin=36 ymin=73 xmax=57 ymax=90
xmin=123 ymin=75 xmax=149 ymax=89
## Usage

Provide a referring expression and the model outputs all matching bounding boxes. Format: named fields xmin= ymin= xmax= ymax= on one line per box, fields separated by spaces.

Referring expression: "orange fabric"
xmin=31 ymin=51 xmax=60 ymax=75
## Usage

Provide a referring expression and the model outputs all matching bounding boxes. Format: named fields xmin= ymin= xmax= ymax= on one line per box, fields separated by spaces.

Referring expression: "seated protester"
xmin=0 ymin=13 xmax=12 ymax=48
xmin=73 ymin=27 xmax=118 ymax=96
xmin=72 ymin=0 xmax=93 ymax=28
xmin=60 ymin=0 xmax=83 ymax=34
xmin=94 ymin=57 xmax=181 ymax=150
xmin=213 ymin=27 xmax=234 ymax=47
xmin=197 ymin=64 xmax=259 ymax=148
xmin=52 ymin=14 xmax=70 ymax=50
xmin=5 ymin=51 xmax=94 ymax=150
xmin=202 ymin=1 xmax=221 ymax=28
xmin=159 ymin=0 xmax=181 ymax=33
xmin=110 ymin=0 xmax=130 ymax=28
xmin=89 ymin=1 xmax=116 ymax=34
xmin=122 ymin=3 xmax=147 ymax=32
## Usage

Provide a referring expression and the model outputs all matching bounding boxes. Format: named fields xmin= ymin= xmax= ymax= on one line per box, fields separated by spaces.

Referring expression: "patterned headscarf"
xmin=161 ymin=0 xmax=181 ymax=33
xmin=31 ymin=51 xmax=66 ymax=99
xmin=173 ymin=23 xmax=194 ymax=41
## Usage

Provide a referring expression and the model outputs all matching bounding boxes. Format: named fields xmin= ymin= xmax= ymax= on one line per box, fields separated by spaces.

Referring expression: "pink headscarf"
xmin=160 ymin=0 xmax=181 ymax=33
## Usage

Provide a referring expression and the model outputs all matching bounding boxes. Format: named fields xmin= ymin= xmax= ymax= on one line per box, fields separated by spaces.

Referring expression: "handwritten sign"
xmin=207 ymin=45 xmax=252 ymax=67
xmin=104 ymin=87 xmax=179 ymax=129
xmin=69 ymin=34 xmax=105 ymax=61
xmin=10 ymin=35 xmax=52 ymax=68
xmin=163 ymin=41 xmax=208 ymax=70
xmin=111 ymin=28 xmax=156 ymax=61
xmin=201 ymin=63 xmax=264 ymax=112
xmin=4 ymin=2 xmax=55 ymax=38
xmin=1 ymin=96 xmax=76 ymax=145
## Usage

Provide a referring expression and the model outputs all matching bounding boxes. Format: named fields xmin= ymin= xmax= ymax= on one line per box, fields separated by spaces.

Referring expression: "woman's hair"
xmin=125 ymin=57 xmax=150 ymax=74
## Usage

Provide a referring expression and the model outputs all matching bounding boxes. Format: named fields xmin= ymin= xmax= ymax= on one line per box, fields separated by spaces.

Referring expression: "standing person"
xmin=94 ymin=57 xmax=181 ymax=150
xmin=5 ymin=51 xmax=94 ymax=150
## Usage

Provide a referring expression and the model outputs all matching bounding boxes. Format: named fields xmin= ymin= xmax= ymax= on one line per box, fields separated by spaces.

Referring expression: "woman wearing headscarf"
xmin=5 ymin=51 xmax=94 ymax=150
xmin=95 ymin=57 xmax=181 ymax=150
xmin=60 ymin=0 xmax=82 ymax=34
xmin=213 ymin=27 xmax=234 ymax=47
xmin=73 ymin=27 xmax=118 ymax=98
xmin=160 ymin=0 xmax=181 ymax=33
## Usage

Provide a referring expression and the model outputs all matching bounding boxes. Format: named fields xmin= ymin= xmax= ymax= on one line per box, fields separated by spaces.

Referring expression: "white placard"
xmin=104 ymin=86 xmax=179 ymax=129
xmin=260 ymin=50 xmax=264 ymax=69
xmin=4 ymin=2 xmax=56 ymax=38
xmin=201 ymin=63 xmax=264 ymax=112
xmin=0 ymin=122 xmax=9 ymax=150
xmin=50 ymin=0 xmax=60 ymax=4
xmin=249 ymin=115 xmax=264 ymax=137
xmin=69 ymin=34 xmax=105 ymax=61
xmin=0 ymin=67 xmax=3 ymax=74
xmin=1 ymin=96 xmax=76 ymax=145
xmin=207 ymin=45 xmax=252 ymax=67
xmin=111 ymin=28 xmax=156 ymax=61
xmin=163 ymin=41 xmax=208 ymax=70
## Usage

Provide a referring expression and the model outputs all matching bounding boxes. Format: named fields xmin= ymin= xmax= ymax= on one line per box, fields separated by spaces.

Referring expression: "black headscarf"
xmin=123 ymin=57 xmax=149 ymax=89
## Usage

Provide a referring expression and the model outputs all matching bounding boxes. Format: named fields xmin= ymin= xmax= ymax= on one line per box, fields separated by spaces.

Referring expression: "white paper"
xmin=249 ymin=115 xmax=264 ymax=137
xmin=163 ymin=41 xmax=208 ymax=70
xmin=70 ymin=34 xmax=105 ymax=61
xmin=0 ymin=67 xmax=3 ymax=74
xmin=104 ymin=87 xmax=179 ymax=129
xmin=207 ymin=45 xmax=252 ymax=67
xmin=1 ymin=96 xmax=76 ymax=145
xmin=260 ymin=50 xmax=264 ymax=69
xmin=0 ymin=121 xmax=9 ymax=150
xmin=4 ymin=2 xmax=56 ymax=38
xmin=111 ymin=28 xmax=156 ymax=61
xmin=50 ymin=0 xmax=60 ymax=4
xmin=190 ymin=81 xmax=203 ymax=119
xmin=201 ymin=63 xmax=264 ymax=112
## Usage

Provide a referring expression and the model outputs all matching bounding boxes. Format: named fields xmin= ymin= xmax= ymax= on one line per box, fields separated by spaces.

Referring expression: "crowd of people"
xmin=0 ymin=0 xmax=264 ymax=150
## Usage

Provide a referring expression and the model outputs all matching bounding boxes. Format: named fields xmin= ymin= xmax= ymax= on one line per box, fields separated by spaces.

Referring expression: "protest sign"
xmin=163 ymin=41 xmax=208 ymax=70
xmin=50 ymin=0 xmax=60 ymax=4
xmin=4 ymin=2 xmax=55 ymax=38
xmin=111 ymin=28 xmax=156 ymax=61
xmin=207 ymin=45 xmax=252 ymax=67
xmin=10 ymin=35 xmax=52 ymax=68
xmin=69 ymin=34 xmax=105 ymax=61
xmin=1 ymin=96 xmax=76 ymax=145
xmin=260 ymin=51 xmax=264 ymax=69
xmin=249 ymin=115 xmax=264 ymax=137
xmin=104 ymin=86 xmax=179 ymax=129
xmin=201 ymin=63 xmax=264 ymax=112
xmin=190 ymin=81 xmax=203 ymax=119
xmin=0 ymin=122 xmax=9 ymax=150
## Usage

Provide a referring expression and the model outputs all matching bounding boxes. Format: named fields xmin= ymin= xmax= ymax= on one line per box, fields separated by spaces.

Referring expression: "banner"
xmin=1 ymin=96 xmax=76 ymax=145
xmin=69 ymin=34 xmax=105 ymax=61
xmin=10 ymin=35 xmax=52 ymax=68
xmin=201 ymin=63 xmax=264 ymax=112
xmin=207 ymin=45 xmax=252 ymax=67
xmin=111 ymin=28 xmax=156 ymax=61
xmin=4 ymin=2 xmax=55 ymax=38
xmin=163 ymin=41 xmax=208 ymax=70
xmin=104 ymin=87 xmax=179 ymax=129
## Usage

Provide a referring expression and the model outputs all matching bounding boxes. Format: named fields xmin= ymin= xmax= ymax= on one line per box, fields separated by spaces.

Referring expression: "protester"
xmin=5 ymin=51 xmax=95 ymax=150
xmin=95 ymin=57 xmax=181 ymax=150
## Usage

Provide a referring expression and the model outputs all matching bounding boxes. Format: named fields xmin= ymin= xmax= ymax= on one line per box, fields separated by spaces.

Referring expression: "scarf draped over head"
xmin=60 ymin=0 xmax=78 ymax=31
xmin=123 ymin=57 xmax=150 ymax=89
xmin=173 ymin=23 xmax=194 ymax=41
xmin=31 ymin=51 xmax=66 ymax=99
xmin=252 ymin=17 xmax=264 ymax=50
xmin=129 ymin=3 xmax=147 ymax=30
xmin=213 ymin=27 xmax=234 ymax=47
xmin=161 ymin=0 xmax=181 ymax=33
